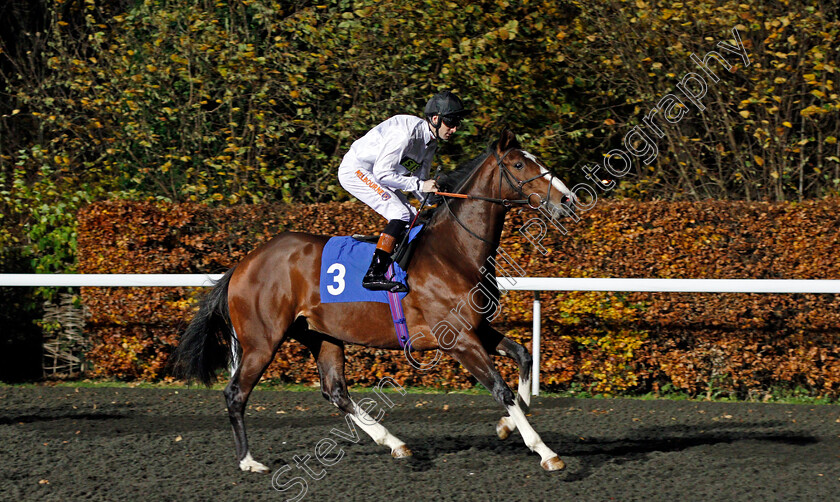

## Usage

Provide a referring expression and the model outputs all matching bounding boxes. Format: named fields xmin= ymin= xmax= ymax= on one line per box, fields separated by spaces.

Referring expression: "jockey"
xmin=338 ymin=90 xmax=467 ymax=293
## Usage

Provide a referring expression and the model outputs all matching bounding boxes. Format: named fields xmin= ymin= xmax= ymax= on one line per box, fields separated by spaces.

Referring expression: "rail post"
xmin=531 ymin=291 xmax=541 ymax=396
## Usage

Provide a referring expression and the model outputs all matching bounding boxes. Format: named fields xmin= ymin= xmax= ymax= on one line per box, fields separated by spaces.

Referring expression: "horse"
xmin=169 ymin=129 xmax=576 ymax=473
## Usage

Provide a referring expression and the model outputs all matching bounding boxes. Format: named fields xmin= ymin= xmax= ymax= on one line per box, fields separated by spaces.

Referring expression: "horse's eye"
xmin=514 ymin=162 xmax=524 ymax=170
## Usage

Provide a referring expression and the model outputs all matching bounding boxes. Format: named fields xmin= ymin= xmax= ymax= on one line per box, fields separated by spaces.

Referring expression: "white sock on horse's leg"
xmin=505 ymin=404 xmax=564 ymax=471
xmin=497 ymin=373 xmax=531 ymax=439
xmin=239 ymin=452 xmax=270 ymax=473
xmin=349 ymin=399 xmax=410 ymax=456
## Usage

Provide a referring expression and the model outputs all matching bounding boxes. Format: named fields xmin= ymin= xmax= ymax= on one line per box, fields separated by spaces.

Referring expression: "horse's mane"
xmin=437 ymin=141 xmax=495 ymax=194
xmin=421 ymin=141 xmax=496 ymax=224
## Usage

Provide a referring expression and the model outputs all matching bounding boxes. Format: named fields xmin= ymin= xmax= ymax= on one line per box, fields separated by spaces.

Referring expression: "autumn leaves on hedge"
xmin=78 ymin=198 xmax=840 ymax=398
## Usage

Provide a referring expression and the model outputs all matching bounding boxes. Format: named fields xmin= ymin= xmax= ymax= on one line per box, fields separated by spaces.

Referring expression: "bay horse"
xmin=169 ymin=129 xmax=575 ymax=473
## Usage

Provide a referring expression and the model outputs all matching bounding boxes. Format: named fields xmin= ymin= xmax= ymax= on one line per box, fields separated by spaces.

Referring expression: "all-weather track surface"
xmin=0 ymin=386 xmax=838 ymax=501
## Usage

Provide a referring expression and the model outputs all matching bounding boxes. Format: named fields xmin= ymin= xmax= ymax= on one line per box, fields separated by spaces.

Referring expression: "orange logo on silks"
xmin=356 ymin=170 xmax=391 ymax=201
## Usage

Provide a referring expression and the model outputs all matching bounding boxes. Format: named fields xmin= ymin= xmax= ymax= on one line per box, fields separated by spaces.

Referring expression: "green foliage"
xmin=0 ymin=1 xmax=837 ymax=234
xmin=1 ymin=0 xmax=837 ymax=206
xmin=3 ymin=0 xmax=586 ymax=205
xmin=0 ymin=145 xmax=100 ymax=278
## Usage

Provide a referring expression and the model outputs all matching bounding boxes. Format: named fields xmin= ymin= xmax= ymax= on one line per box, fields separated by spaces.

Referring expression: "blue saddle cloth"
xmin=319 ymin=226 xmax=423 ymax=304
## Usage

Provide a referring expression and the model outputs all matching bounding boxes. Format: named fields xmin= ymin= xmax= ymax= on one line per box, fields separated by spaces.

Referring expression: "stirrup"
xmin=362 ymin=275 xmax=409 ymax=293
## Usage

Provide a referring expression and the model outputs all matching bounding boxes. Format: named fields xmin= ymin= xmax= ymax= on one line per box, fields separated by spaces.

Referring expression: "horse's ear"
xmin=498 ymin=128 xmax=520 ymax=151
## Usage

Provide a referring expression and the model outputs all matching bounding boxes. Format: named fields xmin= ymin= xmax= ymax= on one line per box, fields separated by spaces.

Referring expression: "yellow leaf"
xmin=782 ymin=121 xmax=793 ymax=128
xmin=739 ymin=110 xmax=750 ymax=118
xmin=826 ymin=136 xmax=837 ymax=144
xmin=811 ymin=90 xmax=825 ymax=98
xmin=604 ymin=118 xmax=616 ymax=125
xmin=774 ymin=77 xmax=787 ymax=84
xmin=770 ymin=171 xmax=779 ymax=179
xmin=800 ymin=105 xmax=823 ymax=116
xmin=754 ymin=155 xmax=764 ymax=166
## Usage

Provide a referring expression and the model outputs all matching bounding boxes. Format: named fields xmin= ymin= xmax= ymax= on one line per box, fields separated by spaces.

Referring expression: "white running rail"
xmin=4 ymin=274 xmax=840 ymax=395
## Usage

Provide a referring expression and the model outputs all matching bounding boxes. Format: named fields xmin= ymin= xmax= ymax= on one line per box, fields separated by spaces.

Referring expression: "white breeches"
xmin=338 ymin=167 xmax=416 ymax=222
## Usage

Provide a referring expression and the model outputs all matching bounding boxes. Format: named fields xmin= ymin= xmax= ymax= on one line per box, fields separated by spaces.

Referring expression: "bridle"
xmin=440 ymin=147 xmax=567 ymax=244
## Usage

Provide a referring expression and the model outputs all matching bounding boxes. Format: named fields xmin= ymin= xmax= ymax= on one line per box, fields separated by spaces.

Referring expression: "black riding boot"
xmin=362 ymin=220 xmax=408 ymax=293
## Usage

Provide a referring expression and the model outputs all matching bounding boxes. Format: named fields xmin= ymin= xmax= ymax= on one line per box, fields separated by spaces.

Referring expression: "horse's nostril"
xmin=548 ymin=199 xmax=575 ymax=220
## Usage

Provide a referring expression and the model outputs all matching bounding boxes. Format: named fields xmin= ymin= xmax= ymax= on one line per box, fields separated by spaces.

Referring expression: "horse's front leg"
xmin=449 ymin=331 xmax=564 ymax=471
xmin=477 ymin=324 xmax=532 ymax=440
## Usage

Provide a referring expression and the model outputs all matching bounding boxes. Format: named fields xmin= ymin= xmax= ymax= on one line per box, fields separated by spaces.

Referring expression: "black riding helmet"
xmin=425 ymin=90 xmax=467 ymax=132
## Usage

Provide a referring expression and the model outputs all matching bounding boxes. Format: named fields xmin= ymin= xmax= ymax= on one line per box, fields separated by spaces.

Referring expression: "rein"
xmin=435 ymin=191 xmax=537 ymax=208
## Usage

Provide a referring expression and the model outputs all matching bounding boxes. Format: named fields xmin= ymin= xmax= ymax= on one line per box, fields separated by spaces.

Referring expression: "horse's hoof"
xmin=496 ymin=417 xmax=514 ymax=440
xmin=391 ymin=445 xmax=412 ymax=458
xmin=239 ymin=454 xmax=270 ymax=473
xmin=540 ymin=456 xmax=566 ymax=472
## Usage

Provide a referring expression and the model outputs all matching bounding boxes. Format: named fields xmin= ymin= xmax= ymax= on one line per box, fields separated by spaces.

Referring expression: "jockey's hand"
xmin=421 ymin=179 xmax=439 ymax=193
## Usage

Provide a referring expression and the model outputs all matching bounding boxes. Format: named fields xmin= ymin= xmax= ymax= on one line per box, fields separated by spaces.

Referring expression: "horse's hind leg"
xmin=302 ymin=333 xmax=411 ymax=458
xmin=480 ymin=326 xmax=532 ymax=440
xmin=224 ymin=318 xmax=292 ymax=473
xmin=449 ymin=332 xmax=564 ymax=471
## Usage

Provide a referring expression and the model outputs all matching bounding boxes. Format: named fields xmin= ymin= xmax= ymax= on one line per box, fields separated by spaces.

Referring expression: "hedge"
xmin=78 ymin=198 xmax=840 ymax=398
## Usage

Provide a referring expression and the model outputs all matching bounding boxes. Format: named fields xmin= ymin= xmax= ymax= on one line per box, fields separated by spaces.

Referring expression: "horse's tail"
xmin=168 ymin=267 xmax=239 ymax=387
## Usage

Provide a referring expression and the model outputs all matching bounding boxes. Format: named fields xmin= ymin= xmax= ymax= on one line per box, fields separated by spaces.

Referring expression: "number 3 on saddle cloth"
xmin=319 ymin=225 xmax=424 ymax=349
